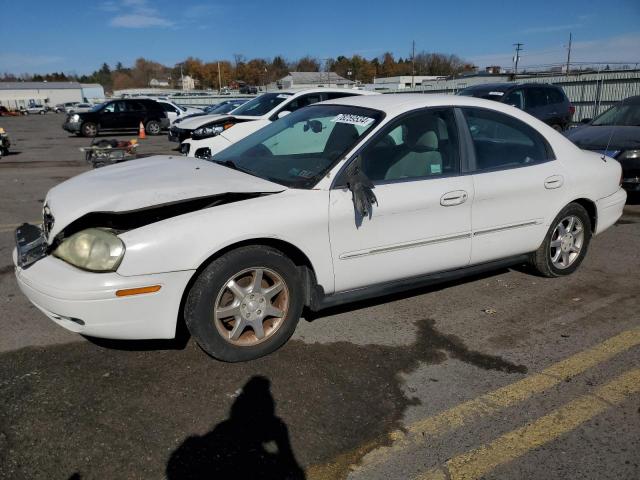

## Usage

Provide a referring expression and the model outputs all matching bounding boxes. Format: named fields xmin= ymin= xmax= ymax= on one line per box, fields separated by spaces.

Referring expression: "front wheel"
xmin=531 ymin=203 xmax=592 ymax=277
xmin=81 ymin=122 xmax=98 ymax=137
xmin=184 ymin=246 xmax=303 ymax=362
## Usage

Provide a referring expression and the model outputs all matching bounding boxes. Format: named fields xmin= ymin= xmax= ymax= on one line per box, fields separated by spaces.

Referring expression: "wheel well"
xmin=177 ymin=238 xmax=319 ymax=333
xmin=572 ymin=198 xmax=597 ymax=232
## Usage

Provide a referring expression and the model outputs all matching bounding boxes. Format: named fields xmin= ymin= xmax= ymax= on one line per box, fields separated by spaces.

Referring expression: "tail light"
xmin=568 ymin=104 xmax=575 ymax=116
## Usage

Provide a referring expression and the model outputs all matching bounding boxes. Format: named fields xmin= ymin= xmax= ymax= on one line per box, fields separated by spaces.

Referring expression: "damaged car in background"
xmin=174 ymin=88 xmax=374 ymax=157
xmin=14 ymin=94 xmax=626 ymax=362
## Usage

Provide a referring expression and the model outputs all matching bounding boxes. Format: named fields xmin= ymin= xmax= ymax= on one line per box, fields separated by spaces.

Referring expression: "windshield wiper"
xmin=213 ymin=159 xmax=239 ymax=171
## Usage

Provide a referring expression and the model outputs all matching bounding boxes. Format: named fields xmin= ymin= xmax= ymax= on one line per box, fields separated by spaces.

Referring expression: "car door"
xmin=161 ymin=102 xmax=179 ymax=123
xmin=329 ymin=108 xmax=473 ymax=292
xmin=125 ymin=100 xmax=147 ymax=129
xmin=460 ymin=107 xmax=567 ymax=264
xmin=524 ymin=87 xmax=551 ymax=124
xmin=99 ymin=101 xmax=123 ymax=129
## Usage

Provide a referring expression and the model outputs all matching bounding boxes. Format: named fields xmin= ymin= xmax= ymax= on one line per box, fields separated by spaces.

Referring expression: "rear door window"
xmin=463 ymin=107 xmax=552 ymax=171
xmin=503 ymin=89 xmax=524 ymax=109
xmin=546 ymin=88 xmax=565 ymax=105
xmin=525 ymin=88 xmax=548 ymax=109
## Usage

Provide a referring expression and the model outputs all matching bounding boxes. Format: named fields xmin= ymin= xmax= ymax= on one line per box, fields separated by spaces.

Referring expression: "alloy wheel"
xmin=550 ymin=215 xmax=584 ymax=269
xmin=213 ymin=267 xmax=289 ymax=346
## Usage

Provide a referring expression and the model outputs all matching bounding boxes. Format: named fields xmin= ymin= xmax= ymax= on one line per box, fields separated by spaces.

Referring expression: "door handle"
xmin=544 ymin=175 xmax=564 ymax=189
xmin=440 ymin=190 xmax=468 ymax=206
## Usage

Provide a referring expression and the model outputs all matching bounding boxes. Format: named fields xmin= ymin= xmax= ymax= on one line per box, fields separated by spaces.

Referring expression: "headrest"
xmin=415 ymin=130 xmax=438 ymax=150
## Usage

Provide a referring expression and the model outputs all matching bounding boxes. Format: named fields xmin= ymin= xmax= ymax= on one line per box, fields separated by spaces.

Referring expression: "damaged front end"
xmin=16 ymin=192 xmax=277 ymax=271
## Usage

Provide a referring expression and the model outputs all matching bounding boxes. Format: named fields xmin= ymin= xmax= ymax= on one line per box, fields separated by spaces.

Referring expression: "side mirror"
xmin=580 ymin=118 xmax=592 ymax=124
xmin=277 ymin=110 xmax=291 ymax=119
xmin=303 ymin=120 xmax=323 ymax=133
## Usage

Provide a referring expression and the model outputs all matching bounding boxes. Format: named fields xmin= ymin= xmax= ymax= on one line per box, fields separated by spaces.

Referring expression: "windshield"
xmin=90 ymin=102 xmax=106 ymax=112
xmin=592 ymin=102 xmax=640 ymax=127
xmin=212 ymin=104 xmax=383 ymax=188
xmin=458 ymin=87 xmax=507 ymax=101
xmin=207 ymin=102 xmax=244 ymax=114
xmin=230 ymin=93 xmax=292 ymax=117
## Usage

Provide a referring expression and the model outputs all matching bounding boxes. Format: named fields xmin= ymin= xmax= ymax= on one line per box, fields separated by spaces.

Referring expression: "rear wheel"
xmin=145 ymin=120 xmax=161 ymax=135
xmin=531 ymin=203 xmax=591 ymax=277
xmin=184 ymin=246 xmax=303 ymax=362
xmin=81 ymin=122 xmax=98 ymax=137
xmin=551 ymin=123 xmax=563 ymax=132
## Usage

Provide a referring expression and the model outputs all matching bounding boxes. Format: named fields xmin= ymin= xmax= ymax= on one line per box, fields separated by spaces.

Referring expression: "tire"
xmin=39 ymin=110 xmax=45 ymax=115
xmin=145 ymin=120 xmax=161 ymax=135
xmin=81 ymin=122 xmax=98 ymax=137
xmin=184 ymin=245 xmax=303 ymax=362
xmin=551 ymin=124 xmax=563 ymax=132
xmin=531 ymin=203 xmax=592 ymax=277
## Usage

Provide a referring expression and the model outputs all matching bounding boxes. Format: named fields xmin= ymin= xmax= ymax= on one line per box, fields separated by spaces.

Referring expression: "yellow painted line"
xmin=409 ymin=324 xmax=640 ymax=437
xmin=353 ymin=325 xmax=640 ymax=471
xmin=419 ymin=368 xmax=640 ymax=480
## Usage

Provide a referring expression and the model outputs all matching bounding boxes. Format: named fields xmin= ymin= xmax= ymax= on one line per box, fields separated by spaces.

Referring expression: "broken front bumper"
xmin=13 ymin=248 xmax=194 ymax=340
xmin=15 ymin=223 xmax=48 ymax=269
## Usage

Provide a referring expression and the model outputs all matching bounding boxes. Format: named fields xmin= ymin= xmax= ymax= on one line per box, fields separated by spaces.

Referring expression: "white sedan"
xmin=178 ymin=88 xmax=375 ymax=157
xmin=13 ymin=94 xmax=626 ymax=361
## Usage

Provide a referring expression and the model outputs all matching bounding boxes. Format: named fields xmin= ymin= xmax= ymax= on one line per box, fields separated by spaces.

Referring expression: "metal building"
xmin=0 ymin=82 xmax=103 ymax=109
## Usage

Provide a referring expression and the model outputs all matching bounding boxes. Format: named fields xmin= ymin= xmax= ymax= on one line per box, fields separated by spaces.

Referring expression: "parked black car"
xmin=566 ymin=96 xmax=640 ymax=192
xmin=239 ymin=85 xmax=258 ymax=94
xmin=63 ymin=99 xmax=169 ymax=137
xmin=458 ymin=83 xmax=574 ymax=131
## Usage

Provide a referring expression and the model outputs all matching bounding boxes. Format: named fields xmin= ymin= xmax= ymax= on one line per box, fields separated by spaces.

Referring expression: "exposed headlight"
xmin=53 ymin=228 xmax=125 ymax=272
xmin=193 ymin=125 xmax=225 ymax=139
xmin=71 ymin=114 xmax=80 ymax=122
xmin=192 ymin=121 xmax=234 ymax=139
xmin=617 ymin=150 xmax=640 ymax=160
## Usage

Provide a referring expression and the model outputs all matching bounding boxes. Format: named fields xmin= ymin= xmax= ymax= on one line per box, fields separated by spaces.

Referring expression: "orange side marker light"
xmin=115 ymin=285 xmax=161 ymax=297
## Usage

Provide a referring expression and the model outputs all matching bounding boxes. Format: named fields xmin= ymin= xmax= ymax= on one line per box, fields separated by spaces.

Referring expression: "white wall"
xmin=0 ymin=88 xmax=83 ymax=109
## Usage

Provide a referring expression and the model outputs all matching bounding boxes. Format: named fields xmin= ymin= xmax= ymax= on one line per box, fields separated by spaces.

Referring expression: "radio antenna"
xmin=601 ymin=95 xmax=626 ymax=162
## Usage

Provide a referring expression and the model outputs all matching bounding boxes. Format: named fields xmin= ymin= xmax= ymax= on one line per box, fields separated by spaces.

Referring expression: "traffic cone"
xmin=138 ymin=121 xmax=146 ymax=139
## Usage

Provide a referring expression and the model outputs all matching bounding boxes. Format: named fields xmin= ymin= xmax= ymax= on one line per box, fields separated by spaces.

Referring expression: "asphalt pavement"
xmin=0 ymin=114 xmax=638 ymax=480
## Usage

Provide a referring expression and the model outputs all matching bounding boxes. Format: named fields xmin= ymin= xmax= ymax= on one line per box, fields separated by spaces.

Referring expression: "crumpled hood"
xmin=175 ymin=113 xmax=229 ymax=130
xmin=177 ymin=114 xmax=260 ymax=131
xmin=566 ymin=125 xmax=640 ymax=151
xmin=44 ymin=155 xmax=284 ymax=240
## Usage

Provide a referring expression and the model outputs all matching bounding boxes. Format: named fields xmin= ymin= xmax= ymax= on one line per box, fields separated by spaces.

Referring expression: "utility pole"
xmin=217 ymin=61 xmax=222 ymax=91
xmin=411 ymin=40 xmax=416 ymax=89
xmin=565 ymin=33 xmax=572 ymax=77
xmin=513 ymin=43 xmax=523 ymax=76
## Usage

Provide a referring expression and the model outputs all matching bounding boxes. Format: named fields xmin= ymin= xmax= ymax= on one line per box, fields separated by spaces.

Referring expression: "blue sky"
xmin=1 ymin=0 xmax=639 ymax=75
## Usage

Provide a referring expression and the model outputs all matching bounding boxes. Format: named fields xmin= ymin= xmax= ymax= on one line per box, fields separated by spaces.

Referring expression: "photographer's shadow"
xmin=166 ymin=375 xmax=305 ymax=480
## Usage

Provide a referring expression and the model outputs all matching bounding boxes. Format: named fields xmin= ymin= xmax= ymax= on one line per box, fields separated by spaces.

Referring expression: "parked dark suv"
xmin=63 ymin=99 xmax=169 ymax=137
xmin=458 ymin=83 xmax=574 ymax=131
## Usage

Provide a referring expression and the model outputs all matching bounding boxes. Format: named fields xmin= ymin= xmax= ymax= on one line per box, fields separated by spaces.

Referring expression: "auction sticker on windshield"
xmin=331 ymin=114 xmax=375 ymax=127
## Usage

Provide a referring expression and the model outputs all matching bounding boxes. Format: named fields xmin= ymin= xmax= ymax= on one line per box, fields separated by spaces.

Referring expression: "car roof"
xmin=462 ymin=82 xmax=562 ymax=92
xmin=278 ymin=87 xmax=376 ymax=97
xmin=318 ymin=93 xmax=530 ymax=116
